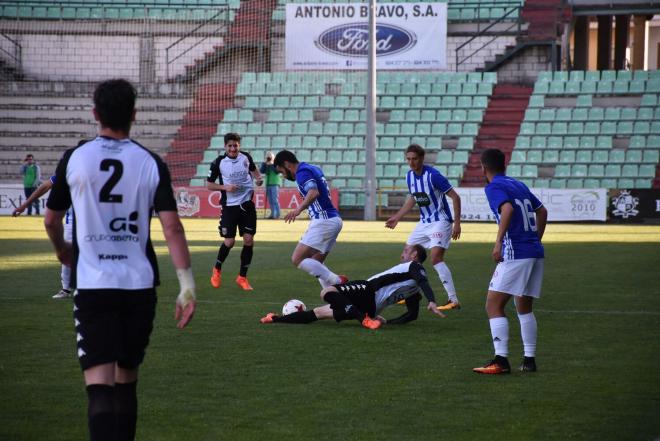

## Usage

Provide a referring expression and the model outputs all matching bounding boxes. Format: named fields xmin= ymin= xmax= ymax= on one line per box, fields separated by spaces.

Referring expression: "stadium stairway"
xmin=165 ymin=83 xmax=235 ymax=186
xmin=461 ymin=84 xmax=532 ymax=187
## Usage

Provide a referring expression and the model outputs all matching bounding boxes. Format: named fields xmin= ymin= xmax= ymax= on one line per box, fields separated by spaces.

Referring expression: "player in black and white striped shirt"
xmin=260 ymin=244 xmax=446 ymax=329
xmin=45 ymin=79 xmax=196 ymax=441
xmin=207 ymin=132 xmax=263 ymax=291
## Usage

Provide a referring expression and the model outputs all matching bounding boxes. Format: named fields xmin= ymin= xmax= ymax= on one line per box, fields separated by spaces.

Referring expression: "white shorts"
xmin=406 ymin=220 xmax=453 ymax=250
xmin=489 ymin=258 xmax=544 ymax=298
xmin=300 ymin=217 xmax=343 ymax=254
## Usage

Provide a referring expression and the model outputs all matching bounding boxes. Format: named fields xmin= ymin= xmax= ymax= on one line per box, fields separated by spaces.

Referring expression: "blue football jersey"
xmin=485 ymin=174 xmax=545 ymax=260
xmin=296 ymin=162 xmax=339 ymax=219
xmin=407 ymin=165 xmax=454 ymax=223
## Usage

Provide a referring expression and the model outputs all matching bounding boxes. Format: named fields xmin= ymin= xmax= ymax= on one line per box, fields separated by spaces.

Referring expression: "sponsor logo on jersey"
xmin=412 ymin=192 xmax=431 ymax=207
xmin=84 ymin=211 xmax=140 ymax=242
xmin=98 ymin=254 xmax=129 ymax=261
xmin=110 ymin=211 xmax=139 ymax=234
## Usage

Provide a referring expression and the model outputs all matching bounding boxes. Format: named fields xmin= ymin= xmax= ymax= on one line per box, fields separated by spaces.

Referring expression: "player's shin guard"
xmin=518 ymin=312 xmax=537 ymax=357
xmin=239 ymin=245 xmax=253 ymax=277
xmin=489 ymin=317 xmax=509 ymax=357
xmin=433 ymin=262 xmax=458 ymax=303
xmin=298 ymin=258 xmax=339 ymax=288
xmin=323 ymin=291 xmax=364 ymax=322
xmin=215 ymin=244 xmax=230 ymax=270
xmin=114 ymin=381 xmax=137 ymax=441
xmin=61 ymin=264 xmax=71 ymax=290
xmin=273 ymin=310 xmax=318 ymax=324
xmin=86 ymin=384 xmax=115 ymax=441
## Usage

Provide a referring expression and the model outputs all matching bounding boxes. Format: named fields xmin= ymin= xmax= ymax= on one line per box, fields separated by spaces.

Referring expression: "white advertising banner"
xmin=285 ymin=3 xmax=447 ymax=70
xmin=453 ymin=187 xmax=608 ymax=222
xmin=0 ymin=184 xmax=49 ymax=215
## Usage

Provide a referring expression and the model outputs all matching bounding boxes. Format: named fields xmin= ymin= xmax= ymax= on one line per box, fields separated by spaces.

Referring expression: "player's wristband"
xmin=176 ymin=267 xmax=196 ymax=306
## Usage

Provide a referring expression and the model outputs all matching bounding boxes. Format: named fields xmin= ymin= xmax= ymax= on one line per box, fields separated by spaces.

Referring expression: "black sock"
xmin=273 ymin=310 xmax=318 ymax=324
xmin=239 ymin=245 xmax=253 ymax=277
xmin=86 ymin=384 xmax=115 ymax=441
xmin=215 ymin=244 xmax=231 ymax=270
xmin=114 ymin=381 xmax=138 ymax=441
xmin=323 ymin=291 xmax=365 ymax=322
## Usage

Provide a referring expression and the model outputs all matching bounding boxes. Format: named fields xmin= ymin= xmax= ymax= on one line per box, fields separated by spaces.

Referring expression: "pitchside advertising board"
xmin=3 ymin=184 xmax=658 ymax=222
xmin=285 ymin=3 xmax=448 ymax=70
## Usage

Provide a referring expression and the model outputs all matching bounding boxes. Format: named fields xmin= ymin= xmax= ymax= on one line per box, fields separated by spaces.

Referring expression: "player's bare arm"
xmin=385 ymin=195 xmax=416 ymax=229
xmin=158 ymin=210 xmax=196 ymax=329
xmin=284 ymin=188 xmax=319 ymax=223
xmin=535 ymin=205 xmax=548 ymax=240
xmin=251 ymin=169 xmax=263 ymax=186
xmin=446 ymin=188 xmax=462 ymax=240
xmin=13 ymin=179 xmax=53 ymax=216
xmin=44 ymin=208 xmax=72 ymax=267
xmin=492 ymin=202 xmax=514 ymax=262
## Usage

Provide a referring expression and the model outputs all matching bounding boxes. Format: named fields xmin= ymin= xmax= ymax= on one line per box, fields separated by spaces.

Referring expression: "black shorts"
xmin=219 ymin=201 xmax=257 ymax=238
xmin=74 ymin=289 xmax=157 ymax=371
xmin=330 ymin=280 xmax=377 ymax=322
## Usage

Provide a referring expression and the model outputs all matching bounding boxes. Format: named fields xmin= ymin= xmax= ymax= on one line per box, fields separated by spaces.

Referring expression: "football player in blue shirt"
xmin=386 ymin=144 xmax=462 ymax=311
xmin=473 ymin=148 xmax=547 ymax=375
xmin=273 ymin=150 xmax=347 ymax=288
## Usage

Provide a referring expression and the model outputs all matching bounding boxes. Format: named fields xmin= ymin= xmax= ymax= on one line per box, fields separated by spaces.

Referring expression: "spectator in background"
xmin=20 ymin=154 xmax=41 ymax=215
xmin=260 ymin=151 xmax=281 ymax=219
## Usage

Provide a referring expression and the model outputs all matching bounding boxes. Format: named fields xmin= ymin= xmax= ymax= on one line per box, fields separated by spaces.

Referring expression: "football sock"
xmin=489 ymin=316 xmax=509 ymax=357
xmin=61 ymin=264 xmax=71 ymax=290
xmin=273 ymin=310 xmax=318 ymax=324
xmin=114 ymin=381 xmax=138 ymax=441
xmin=323 ymin=291 xmax=364 ymax=322
xmin=433 ymin=262 xmax=458 ymax=302
xmin=86 ymin=384 xmax=115 ymax=441
xmin=215 ymin=244 xmax=230 ymax=270
xmin=298 ymin=258 xmax=339 ymax=288
xmin=518 ymin=312 xmax=537 ymax=357
xmin=239 ymin=245 xmax=253 ymax=277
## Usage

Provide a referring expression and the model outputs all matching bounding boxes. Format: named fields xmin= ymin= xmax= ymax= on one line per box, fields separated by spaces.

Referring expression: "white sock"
xmin=489 ymin=317 xmax=509 ymax=357
xmin=433 ymin=262 xmax=458 ymax=303
xmin=61 ymin=264 xmax=71 ymax=291
xmin=298 ymin=258 xmax=340 ymax=288
xmin=518 ymin=312 xmax=537 ymax=357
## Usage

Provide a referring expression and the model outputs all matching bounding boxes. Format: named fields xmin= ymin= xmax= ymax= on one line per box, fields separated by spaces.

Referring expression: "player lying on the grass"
xmin=260 ymin=244 xmax=446 ymax=329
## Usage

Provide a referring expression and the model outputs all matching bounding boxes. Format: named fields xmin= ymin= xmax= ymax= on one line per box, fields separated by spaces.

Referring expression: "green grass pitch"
xmin=1 ymin=217 xmax=659 ymax=441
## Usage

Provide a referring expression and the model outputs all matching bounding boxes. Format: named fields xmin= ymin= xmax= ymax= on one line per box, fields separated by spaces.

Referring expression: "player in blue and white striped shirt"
xmin=473 ymin=148 xmax=547 ymax=375
xmin=274 ymin=150 xmax=346 ymax=288
xmin=386 ymin=144 xmax=462 ymax=311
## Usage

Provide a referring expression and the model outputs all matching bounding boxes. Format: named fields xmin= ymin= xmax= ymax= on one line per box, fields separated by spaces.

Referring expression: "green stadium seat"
xmin=592 ymin=150 xmax=607 ymax=163
xmin=622 ymin=164 xmax=638 ymax=177
xmin=554 ymin=164 xmax=570 ymax=177
xmin=573 ymin=108 xmax=588 ymax=121
xmin=566 ymin=178 xmax=584 ymax=188
xmin=576 ymin=94 xmax=592 ymax=107
xmin=650 ymin=135 xmax=660 ymax=148
xmin=539 ymin=108 xmax=555 ymax=121
xmin=527 ymin=151 xmax=542 ymax=163
xmin=543 ymin=150 xmax=559 ymax=163
xmin=640 ymin=94 xmax=657 ymax=106
xmin=618 ymin=178 xmax=635 ymax=188
xmin=635 ymin=178 xmax=652 ymax=188
xmin=581 ymin=81 xmax=597 ymax=94
xmin=534 ymin=178 xmax=550 ymax=188
xmin=572 ymin=164 xmax=588 ymax=177
xmin=511 ymin=150 xmax=526 ymax=163
xmin=609 ymin=150 xmax=625 ymax=162
xmin=576 ymin=150 xmax=592 ymax=162
xmin=550 ymin=178 xmax=566 ymax=189
xmin=600 ymin=178 xmax=617 ymax=188
xmin=190 ymin=178 xmax=206 ymax=187
xmin=601 ymin=121 xmax=617 ymax=134
xmin=559 ymin=150 xmax=576 ymax=163
xmin=634 ymin=121 xmax=651 ymax=134
xmin=639 ymin=164 xmax=656 ymax=177
xmin=596 ymin=136 xmax=612 ymax=149
xmin=605 ymin=164 xmax=621 ymax=177
xmin=582 ymin=178 xmax=600 ymax=188
xmin=530 ymin=136 xmax=546 ymax=149
xmin=643 ymin=150 xmax=659 ymax=163
xmin=637 ymin=108 xmax=653 ymax=120
xmin=528 ymin=95 xmax=544 ymax=107
xmin=629 ymin=135 xmax=646 ymax=148
xmin=588 ymin=165 xmax=604 ymax=177
xmin=625 ymin=150 xmax=642 ymax=162
xmin=457 ymin=137 xmax=473 ymax=150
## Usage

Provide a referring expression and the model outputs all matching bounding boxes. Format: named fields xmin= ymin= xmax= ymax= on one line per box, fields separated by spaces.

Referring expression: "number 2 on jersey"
xmin=99 ymin=159 xmax=123 ymax=203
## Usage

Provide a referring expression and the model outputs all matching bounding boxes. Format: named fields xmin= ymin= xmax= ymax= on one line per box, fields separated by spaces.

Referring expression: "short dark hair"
xmin=93 ymin=79 xmax=136 ymax=132
xmin=224 ymin=132 xmax=241 ymax=144
xmin=406 ymin=144 xmax=425 ymax=157
xmin=273 ymin=150 xmax=298 ymax=168
xmin=412 ymin=244 xmax=427 ymax=263
xmin=480 ymin=148 xmax=506 ymax=173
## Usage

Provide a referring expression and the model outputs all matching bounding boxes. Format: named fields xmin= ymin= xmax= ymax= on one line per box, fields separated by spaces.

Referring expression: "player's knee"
xmin=224 ymin=238 xmax=235 ymax=248
xmin=320 ymin=286 xmax=337 ymax=301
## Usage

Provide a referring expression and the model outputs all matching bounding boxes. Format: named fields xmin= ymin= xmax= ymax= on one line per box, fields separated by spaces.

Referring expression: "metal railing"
xmin=0 ymin=32 xmax=22 ymax=74
xmin=455 ymin=2 xmax=523 ymax=71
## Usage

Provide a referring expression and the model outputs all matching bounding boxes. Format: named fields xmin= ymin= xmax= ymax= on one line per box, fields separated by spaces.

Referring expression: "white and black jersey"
xmin=369 ymin=261 xmax=436 ymax=313
xmin=207 ymin=152 xmax=257 ymax=207
xmin=46 ymin=136 xmax=177 ymax=290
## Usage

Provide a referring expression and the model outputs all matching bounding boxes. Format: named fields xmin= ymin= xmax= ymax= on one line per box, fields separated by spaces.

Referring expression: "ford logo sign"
xmin=316 ymin=23 xmax=417 ymax=57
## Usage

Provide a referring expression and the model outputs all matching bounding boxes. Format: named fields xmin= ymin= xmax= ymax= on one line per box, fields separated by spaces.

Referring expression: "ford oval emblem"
xmin=316 ymin=22 xmax=417 ymax=58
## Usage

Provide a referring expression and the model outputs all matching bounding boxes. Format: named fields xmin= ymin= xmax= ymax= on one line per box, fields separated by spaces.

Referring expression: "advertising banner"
xmin=608 ymin=189 xmax=660 ymax=223
xmin=453 ymin=187 xmax=608 ymax=222
xmin=0 ymin=184 xmax=46 ymax=215
xmin=285 ymin=3 xmax=447 ymax=70
xmin=175 ymin=187 xmax=340 ymax=218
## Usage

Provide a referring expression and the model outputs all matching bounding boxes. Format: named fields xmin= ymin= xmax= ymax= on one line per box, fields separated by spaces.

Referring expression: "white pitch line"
xmin=535 ymin=308 xmax=660 ymax=316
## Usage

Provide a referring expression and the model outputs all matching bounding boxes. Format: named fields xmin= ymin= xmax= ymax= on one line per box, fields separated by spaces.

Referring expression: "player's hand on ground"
xmin=491 ymin=242 xmax=503 ymax=262
xmin=376 ymin=315 xmax=387 ymax=325
xmin=284 ymin=209 xmax=299 ymax=223
xmin=427 ymin=302 xmax=447 ymax=318
xmin=385 ymin=217 xmax=398 ymax=229
xmin=452 ymin=223 xmax=461 ymax=240
xmin=175 ymin=288 xmax=196 ymax=329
